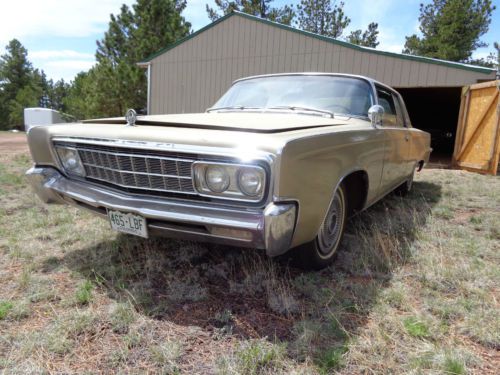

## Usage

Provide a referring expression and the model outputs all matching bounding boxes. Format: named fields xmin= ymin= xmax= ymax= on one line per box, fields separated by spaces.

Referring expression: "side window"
xmin=376 ymin=87 xmax=397 ymax=126
xmin=392 ymin=94 xmax=405 ymax=127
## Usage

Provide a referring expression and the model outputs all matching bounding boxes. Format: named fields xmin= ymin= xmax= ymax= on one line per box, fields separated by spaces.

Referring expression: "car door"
xmin=376 ymin=85 xmax=410 ymax=194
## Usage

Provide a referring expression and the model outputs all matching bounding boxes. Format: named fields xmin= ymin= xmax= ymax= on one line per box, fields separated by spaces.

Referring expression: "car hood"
xmin=83 ymin=112 xmax=349 ymax=133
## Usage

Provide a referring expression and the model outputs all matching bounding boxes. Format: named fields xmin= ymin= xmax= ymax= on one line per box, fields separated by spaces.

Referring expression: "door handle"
xmin=405 ymin=135 xmax=409 ymax=142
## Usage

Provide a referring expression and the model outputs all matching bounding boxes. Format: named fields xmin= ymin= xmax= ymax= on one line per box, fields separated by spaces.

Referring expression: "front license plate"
xmin=108 ymin=210 xmax=148 ymax=238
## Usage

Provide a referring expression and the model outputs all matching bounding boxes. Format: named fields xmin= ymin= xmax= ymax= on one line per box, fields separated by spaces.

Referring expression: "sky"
xmin=1 ymin=0 xmax=499 ymax=82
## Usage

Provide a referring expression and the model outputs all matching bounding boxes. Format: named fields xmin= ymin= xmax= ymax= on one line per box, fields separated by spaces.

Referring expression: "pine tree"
xmin=0 ymin=39 xmax=41 ymax=129
xmin=64 ymin=71 xmax=98 ymax=120
xmin=347 ymin=22 xmax=379 ymax=48
xmin=36 ymin=70 xmax=53 ymax=108
xmin=92 ymin=0 xmax=191 ymax=117
xmin=206 ymin=0 xmax=295 ymax=25
xmin=296 ymin=0 xmax=350 ymax=38
xmin=403 ymin=0 xmax=495 ymax=62
xmin=50 ymin=79 xmax=70 ymax=113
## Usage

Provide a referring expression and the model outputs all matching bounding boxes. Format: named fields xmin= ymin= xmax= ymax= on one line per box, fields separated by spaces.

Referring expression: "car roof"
xmin=232 ymin=72 xmax=398 ymax=96
xmin=233 ymin=72 xmax=385 ymax=86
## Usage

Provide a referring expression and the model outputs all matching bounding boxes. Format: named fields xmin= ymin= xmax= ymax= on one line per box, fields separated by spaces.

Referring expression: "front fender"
xmin=275 ymin=127 xmax=385 ymax=247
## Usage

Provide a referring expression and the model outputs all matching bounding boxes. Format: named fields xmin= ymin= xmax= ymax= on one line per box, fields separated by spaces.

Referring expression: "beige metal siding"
xmin=149 ymin=14 xmax=496 ymax=114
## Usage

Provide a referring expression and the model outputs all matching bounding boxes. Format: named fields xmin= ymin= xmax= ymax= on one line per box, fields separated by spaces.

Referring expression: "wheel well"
xmin=341 ymin=171 xmax=369 ymax=215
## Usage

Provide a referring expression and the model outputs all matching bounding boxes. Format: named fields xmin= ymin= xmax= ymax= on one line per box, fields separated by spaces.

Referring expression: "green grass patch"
xmin=0 ymin=301 xmax=14 ymax=319
xmin=75 ymin=280 xmax=93 ymax=305
xmin=317 ymin=345 xmax=348 ymax=373
xmin=219 ymin=339 xmax=288 ymax=374
xmin=403 ymin=316 xmax=431 ymax=338
xmin=149 ymin=340 xmax=183 ymax=373
xmin=0 ymin=164 xmax=23 ymax=189
xmin=443 ymin=356 xmax=466 ymax=375
xmin=109 ymin=301 xmax=136 ymax=333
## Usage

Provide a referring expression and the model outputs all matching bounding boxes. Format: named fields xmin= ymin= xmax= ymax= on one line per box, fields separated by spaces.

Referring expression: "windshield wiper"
xmin=206 ymin=105 xmax=262 ymax=112
xmin=267 ymin=106 xmax=334 ymax=118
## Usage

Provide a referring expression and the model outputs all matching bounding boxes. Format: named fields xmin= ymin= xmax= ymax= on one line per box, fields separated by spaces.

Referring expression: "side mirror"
xmin=368 ymin=105 xmax=384 ymax=127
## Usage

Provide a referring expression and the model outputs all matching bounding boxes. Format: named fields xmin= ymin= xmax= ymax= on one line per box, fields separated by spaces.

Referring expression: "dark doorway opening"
xmin=396 ymin=87 xmax=462 ymax=167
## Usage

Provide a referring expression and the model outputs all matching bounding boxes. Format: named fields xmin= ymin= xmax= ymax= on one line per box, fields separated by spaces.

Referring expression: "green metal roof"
xmin=140 ymin=11 xmax=495 ymax=75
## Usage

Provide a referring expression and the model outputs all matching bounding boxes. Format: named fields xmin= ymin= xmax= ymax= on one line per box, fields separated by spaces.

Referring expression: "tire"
xmin=396 ymin=167 xmax=415 ymax=196
xmin=293 ymin=183 xmax=348 ymax=270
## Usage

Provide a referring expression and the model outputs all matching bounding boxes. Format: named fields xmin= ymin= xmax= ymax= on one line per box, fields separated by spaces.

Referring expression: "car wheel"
xmin=396 ymin=167 xmax=415 ymax=196
xmin=294 ymin=184 xmax=348 ymax=270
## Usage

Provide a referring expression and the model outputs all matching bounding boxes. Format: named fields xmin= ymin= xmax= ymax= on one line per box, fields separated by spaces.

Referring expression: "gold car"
xmin=26 ymin=73 xmax=431 ymax=269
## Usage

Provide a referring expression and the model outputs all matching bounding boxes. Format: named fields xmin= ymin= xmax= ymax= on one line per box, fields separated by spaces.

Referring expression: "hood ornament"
xmin=125 ymin=109 xmax=137 ymax=126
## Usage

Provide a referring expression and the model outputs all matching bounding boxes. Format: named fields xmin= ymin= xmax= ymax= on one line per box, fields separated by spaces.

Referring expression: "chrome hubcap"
xmin=317 ymin=188 xmax=345 ymax=258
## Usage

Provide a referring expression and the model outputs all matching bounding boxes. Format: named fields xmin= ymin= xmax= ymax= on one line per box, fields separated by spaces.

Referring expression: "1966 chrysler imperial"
xmin=26 ymin=73 xmax=431 ymax=269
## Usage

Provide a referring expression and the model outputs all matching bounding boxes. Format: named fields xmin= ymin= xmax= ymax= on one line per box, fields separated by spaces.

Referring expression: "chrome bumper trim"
xmin=26 ymin=167 xmax=296 ymax=256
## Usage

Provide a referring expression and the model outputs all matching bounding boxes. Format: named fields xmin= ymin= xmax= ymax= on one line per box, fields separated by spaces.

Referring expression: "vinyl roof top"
xmin=140 ymin=11 xmax=495 ymax=75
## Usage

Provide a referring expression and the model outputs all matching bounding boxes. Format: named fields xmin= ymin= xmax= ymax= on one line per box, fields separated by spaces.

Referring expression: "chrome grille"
xmin=72 ymin=144 xmax=196 ymax=194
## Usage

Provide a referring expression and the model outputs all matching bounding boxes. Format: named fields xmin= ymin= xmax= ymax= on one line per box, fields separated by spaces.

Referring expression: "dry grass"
xmin=0 ymin=139 xmax=498 ymax=374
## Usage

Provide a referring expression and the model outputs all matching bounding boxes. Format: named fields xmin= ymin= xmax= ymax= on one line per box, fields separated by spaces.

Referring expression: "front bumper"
xmin=26 ymin=167 xmax=296 ymax=257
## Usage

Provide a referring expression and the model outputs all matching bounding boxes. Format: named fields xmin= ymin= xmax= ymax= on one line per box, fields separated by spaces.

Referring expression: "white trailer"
xmin=24 ymin=108 xmax=68 ymax=132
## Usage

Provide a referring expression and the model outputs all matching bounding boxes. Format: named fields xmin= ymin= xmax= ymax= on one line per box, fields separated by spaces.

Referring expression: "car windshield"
xmin=211 ymin=75 xmax=374 ymax=117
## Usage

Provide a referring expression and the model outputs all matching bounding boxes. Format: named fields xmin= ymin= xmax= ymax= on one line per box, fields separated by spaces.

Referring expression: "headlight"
xmin=238 ymin=167 xmax=264 ymax=197
xmin=193 ymin=162 xmax=266 ymax=202
xmin=55 ymin=146 xmax=85 ymax=176
xmin=205 ymin=165 xmax=230 ymax=193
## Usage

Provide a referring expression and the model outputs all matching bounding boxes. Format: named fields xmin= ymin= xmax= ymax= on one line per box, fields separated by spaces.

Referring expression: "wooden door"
xmin=453 ymin=80 xmax=500 ymax=175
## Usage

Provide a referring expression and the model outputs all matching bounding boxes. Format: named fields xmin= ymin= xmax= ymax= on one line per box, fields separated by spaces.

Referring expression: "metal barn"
xmin=138 ymin=11 xmax=497 ymax=162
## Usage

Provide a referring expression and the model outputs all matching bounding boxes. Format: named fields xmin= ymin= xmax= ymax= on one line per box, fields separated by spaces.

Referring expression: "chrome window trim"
xmin=391 ymin=93 xmax=406 ymax=128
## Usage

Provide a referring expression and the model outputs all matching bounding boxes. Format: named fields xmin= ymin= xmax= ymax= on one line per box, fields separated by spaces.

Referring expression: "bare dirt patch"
xmin=0 ymin=133 xmax=28 ymax=161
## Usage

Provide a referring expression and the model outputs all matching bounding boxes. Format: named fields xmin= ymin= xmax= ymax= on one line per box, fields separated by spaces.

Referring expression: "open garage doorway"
xmin=396 ymin=87 xmax=462 ymax=168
